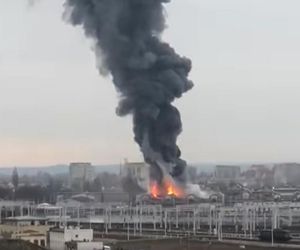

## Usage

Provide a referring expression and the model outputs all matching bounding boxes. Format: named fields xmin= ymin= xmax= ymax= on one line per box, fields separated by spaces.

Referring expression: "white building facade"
xmin=49 ymin=227 xmax=94 ymax=250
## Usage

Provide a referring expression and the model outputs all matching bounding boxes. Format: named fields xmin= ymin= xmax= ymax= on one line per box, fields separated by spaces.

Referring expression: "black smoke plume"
xmin=64 ymin=0 xmax=194 ymax=186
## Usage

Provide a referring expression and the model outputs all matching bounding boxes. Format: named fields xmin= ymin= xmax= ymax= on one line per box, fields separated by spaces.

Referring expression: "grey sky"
xmin=0 ymin=0 xmax=300 ymax=166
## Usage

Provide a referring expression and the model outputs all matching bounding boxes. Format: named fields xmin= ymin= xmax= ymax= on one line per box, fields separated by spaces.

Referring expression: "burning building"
xmin=150 ymin=177 xmax=185 ymax=199
xmin=64 ymin=0 xmax=202 ymax=199
xmin=121 ymin=160 xmax=197 ymax=203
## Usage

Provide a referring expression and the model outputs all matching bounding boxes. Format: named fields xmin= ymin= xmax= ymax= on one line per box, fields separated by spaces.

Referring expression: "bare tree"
xmin=11 ymin=167 xmax=19 ymax=189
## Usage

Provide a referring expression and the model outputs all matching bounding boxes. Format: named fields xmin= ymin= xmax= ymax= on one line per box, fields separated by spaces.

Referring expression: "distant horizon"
xmin=0 ymin=160 xmax=299 ymax=169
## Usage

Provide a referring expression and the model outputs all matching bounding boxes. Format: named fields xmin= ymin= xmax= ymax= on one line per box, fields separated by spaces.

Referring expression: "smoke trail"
xmin=64 ymin=0 xmax=194 ymax=186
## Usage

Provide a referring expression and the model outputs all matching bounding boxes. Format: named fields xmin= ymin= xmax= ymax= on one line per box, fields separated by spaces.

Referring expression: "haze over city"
xmin=1 ymin=0 xmax=300 ymax=166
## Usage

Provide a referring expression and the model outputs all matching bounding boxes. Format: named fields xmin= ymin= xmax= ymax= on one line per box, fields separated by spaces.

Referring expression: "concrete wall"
xmin=49 ymin=231 xmax=65 ymax=250
xmin=0 ymin=224 xmax=50 ymax=236
xmin=0 ymin=239 xmax=47 ymax=250
xmin=77 ymin=242 xmax=103 ymax=250
xmin=15 ymin=234 xmax=47 ymax=247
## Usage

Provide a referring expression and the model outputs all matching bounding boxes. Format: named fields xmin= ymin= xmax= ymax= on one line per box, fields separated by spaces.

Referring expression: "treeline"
xmin=0 ymin=168 xmax=123 ymax=203
xmin=0 ymin=184 xmax=61 ymax=203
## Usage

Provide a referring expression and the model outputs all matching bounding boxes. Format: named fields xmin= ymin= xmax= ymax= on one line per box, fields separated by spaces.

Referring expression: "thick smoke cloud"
xmin=64 ymin=0 xmax=194 ymax=186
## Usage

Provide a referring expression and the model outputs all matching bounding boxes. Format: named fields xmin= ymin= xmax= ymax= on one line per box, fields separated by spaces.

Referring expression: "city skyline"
xmin=1 ymin=0 xmax=300 ymax=166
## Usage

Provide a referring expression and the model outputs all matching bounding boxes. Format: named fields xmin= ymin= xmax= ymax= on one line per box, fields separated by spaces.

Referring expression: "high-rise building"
xmin=215 ymin=165 xmax=241 ymax=183
xmin=274 ymin=163 xmax=300 ymax=186
xmin=121 ymin=160 xmax=149 ymax=192
xmin=69 ymin=162 xmax=95 ymax=191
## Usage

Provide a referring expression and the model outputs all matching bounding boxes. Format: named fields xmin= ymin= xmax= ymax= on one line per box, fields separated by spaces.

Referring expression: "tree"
xmin=92 ymin=176 xmax=103 ymax=192
xmin=11 ymin=167 xmax=19 ymax=189
xmin=0 ymin=186 xmax=12 ymax=200
xmin=15 ymin=185 xmax=47 ymax=203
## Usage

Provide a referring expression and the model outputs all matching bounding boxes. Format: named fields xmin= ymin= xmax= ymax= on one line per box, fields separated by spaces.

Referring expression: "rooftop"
xmin=4 ymin=216 xmax=48 ymax=222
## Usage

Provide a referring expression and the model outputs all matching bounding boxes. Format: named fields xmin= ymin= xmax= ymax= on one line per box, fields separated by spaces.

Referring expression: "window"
xmin=40 ymin=239 xmax=45 ymax=247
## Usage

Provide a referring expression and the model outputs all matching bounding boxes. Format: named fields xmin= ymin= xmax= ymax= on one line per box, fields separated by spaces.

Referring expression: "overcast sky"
xmin=0 ymin=0 xmax=300 ymax=166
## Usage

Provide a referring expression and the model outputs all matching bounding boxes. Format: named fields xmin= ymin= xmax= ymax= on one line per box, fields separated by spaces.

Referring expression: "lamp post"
xmin=127 ymin=217 xmax=130 ymax=241
xmin=271 ymin=206 xmax=277 ymax=247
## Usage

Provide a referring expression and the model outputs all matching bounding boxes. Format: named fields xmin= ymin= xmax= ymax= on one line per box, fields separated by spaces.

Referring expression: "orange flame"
xmin=150 ymin=178 xmax=184 ymax=198
xmin=150 ymin=182 xmax=160 ymax=199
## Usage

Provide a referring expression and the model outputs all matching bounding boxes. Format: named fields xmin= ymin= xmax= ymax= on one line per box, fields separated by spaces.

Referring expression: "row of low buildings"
xmin=66 ymin=161 xmax=300 ymax=204
xmin=0 ymin=214 xmax=104 ymax=250
xmin=215 ymin=184 xmax=300 ymax=206
xmin=206 ymin=163 xmax=300 ymax=205
xmin=214 ymin=163 xmax=300 ymax=187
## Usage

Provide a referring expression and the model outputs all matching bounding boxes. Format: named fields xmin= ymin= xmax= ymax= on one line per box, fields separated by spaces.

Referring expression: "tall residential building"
xmin=215 ymin=165 xmax=241 ymax=183
xmin=243 ymin=164 xmax=274 ymax=188
xmin=69 ymin=162 xmax=95 ymax=191
xmin=121 ymin=160 xmax=149 ymax=192
xmin=274 ymin=163 xmax=300 ymax=186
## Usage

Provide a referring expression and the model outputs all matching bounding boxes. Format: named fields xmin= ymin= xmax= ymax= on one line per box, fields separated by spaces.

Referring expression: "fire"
xmin=150 ymin=181 xmax=160 ymax=199
xmin=150 ymin=177 xmax=184 ymax=198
